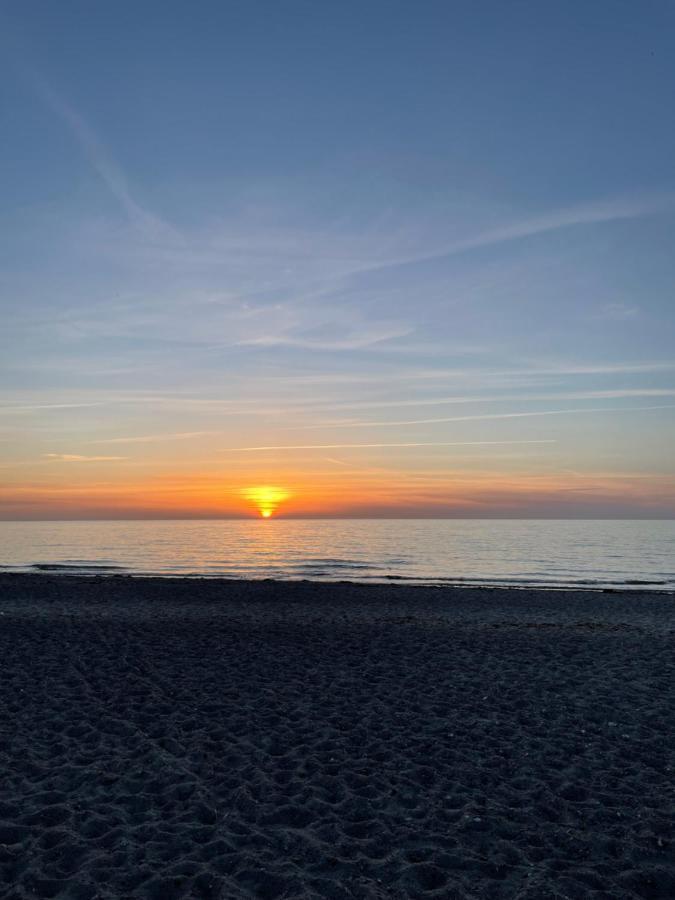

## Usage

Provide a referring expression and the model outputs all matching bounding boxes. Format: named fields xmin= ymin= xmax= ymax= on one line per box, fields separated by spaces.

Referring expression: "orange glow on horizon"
xmin=2 ymin=464 xmax=675 ymax=519
xmin=241 ymin=486 xmax=291 ymax=518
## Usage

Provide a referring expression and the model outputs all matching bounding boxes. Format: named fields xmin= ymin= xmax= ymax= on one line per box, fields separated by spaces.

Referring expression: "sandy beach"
xmin=1 ymin=574 xmax=673 ymax=899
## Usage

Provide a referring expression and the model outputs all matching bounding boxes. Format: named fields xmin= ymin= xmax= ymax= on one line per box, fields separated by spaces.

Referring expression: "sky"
xmin=1 ymin=0 xmax=674 ymax=519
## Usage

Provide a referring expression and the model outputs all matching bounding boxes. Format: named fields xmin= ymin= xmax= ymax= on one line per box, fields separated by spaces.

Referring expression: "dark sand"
xmin=0 ymin=575 xmax=673 ymax=899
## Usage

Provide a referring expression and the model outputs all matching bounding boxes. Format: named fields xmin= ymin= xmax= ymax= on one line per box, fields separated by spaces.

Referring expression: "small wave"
xmin=4 ymin=559 xmax=671 ymax=592
xmin=422 ymin=574 xmax=669 ymax=587
xmin=623 ymin=579 xmax=668 ymax=586
xmin=291 ymin=558 xmax=381 ymax=569
xmin=293 ymin=562 xmax=376 ymax=571
xmin=30 ymin=563 xmax=127 ymax=572
xmin=290 ymin=570 xmax=331 ymax=577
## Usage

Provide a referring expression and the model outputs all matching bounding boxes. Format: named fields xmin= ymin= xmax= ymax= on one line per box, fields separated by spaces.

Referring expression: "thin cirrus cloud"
xmin=25 ymin=69 xmax=175 ymax=241
xmin=5 ymin=380 xmax=674 ymax=417
xmin=22 ymin=66 xmax=675 ymax=288
xmin=44 ymin=454 xmax=127 ymax=462
xmin=594 ymin=303 xmax=640 ymax=321
xmin=0 ymin=403 xmax=102 ymax=414
xmin=264 ymin=361 xmax=675 ymax=388
xmin=353 ymin=191 xmax=675 ymax=279
xmin=177 ymin=191 xmax=675 ymax=295
xmin=299 ymin=403 xmax=675 ymax=429
xmin=220 ymin=440 xmax=557 ymax=452
xmin=268 ymin=388 xmax=675 ymax=417
xmin=237 ymin=326 xmax=412 ymax=351
xmin=88 ymin=431 xmax=220 ymax=445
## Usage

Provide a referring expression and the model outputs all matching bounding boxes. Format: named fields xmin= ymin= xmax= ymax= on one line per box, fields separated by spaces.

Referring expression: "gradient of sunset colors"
xmin=1 ymin=1 xmax=674 ymax=519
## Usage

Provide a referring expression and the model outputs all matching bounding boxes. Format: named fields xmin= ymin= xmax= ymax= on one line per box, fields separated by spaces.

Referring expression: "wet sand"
xmin=1 ymin=574 xmax=673 ymax=899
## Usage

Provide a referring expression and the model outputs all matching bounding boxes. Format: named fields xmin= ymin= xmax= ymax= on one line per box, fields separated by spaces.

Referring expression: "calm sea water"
xmin=1 ymin=519 xmax=674 ymax=591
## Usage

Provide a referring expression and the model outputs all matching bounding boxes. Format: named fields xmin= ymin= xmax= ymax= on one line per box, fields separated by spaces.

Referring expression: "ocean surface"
xmin=1 ymin=519 xmax=674 ymax=591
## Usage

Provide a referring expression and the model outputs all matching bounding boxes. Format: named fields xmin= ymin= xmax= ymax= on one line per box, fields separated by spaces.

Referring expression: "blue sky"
xmin=1 ymin=1 xmax=674 ymax=517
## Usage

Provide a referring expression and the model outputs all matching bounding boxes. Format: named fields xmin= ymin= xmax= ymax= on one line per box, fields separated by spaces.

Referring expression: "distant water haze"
xmin=1 ymin=519 xmax=674 ymax=591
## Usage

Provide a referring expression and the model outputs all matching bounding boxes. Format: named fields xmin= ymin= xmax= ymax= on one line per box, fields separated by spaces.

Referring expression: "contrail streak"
xmin=221 ymin=440 xmax=557 ymax=452
xmin=26 ymin=70 xmax=174 ymax=239
xmin=300 ymin=403 xmax=675 ymax=429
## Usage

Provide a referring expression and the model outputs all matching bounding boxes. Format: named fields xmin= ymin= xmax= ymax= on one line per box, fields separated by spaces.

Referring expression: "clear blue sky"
xmin=1 ymin=1 xmax=674 ymax=517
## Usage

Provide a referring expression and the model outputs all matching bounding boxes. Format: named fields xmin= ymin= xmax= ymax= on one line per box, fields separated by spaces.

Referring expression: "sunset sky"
xmin=1 ymin=0 xmax=674 ymax=519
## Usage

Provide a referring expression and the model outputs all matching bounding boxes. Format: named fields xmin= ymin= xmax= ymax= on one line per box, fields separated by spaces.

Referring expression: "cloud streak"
xmin=237 ymin=325 xmax=412 ymax=351
xmin=356 ymin=191 xmax=675 ymax=278
xmin=220 ymin=439 xmax=557 ymax=452
xmin=266 ymin=361 xmax=675 ymax=388
xmin=300 ymin=404 xmax=675 ymax=429
xmin=89 ymin=431 xmax=219 ymax=445
xmin=44 ymin=454 xmax=127 ymax=462
xmin=27 ymin=71 xmax=174 ymax=240
xmin=0 ymin=403 xmax=102 ymax=414
xmin=277 ymin=388 xmax=675 ymax=417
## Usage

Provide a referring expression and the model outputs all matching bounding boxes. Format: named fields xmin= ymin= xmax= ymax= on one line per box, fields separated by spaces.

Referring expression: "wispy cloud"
xmin=280 ymin=388 xmax=675 ymax=417
xmin=238 ymin=325 xmax=412 ymax=351
xmin=267 ymin=360 xmax=675 ymax=388
xmin=596 ymin=302 xmax=640 ymax=321
xmin=356 ymin=191 xmax=675 ymax=277
xmin=220 ymin=439 xmax=557 ymax=452
xmin=0 ymin=403 xmax=102 ymax=414
xmin=89 ymin=431 xmax=219 ymax=445
xmin=26 ymin=71 xmax=175 ymax=240
xmin=44 ymin=454 xmax=127 ymax=462
xmin=299 ymin=403 xmax=675 ymax=429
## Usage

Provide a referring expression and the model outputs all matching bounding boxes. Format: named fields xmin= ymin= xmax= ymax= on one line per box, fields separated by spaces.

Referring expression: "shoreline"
xmin=2 ymin=570 xmax=674 ymax=596
xmin=1 ymin=574 xmax=674 ymax=898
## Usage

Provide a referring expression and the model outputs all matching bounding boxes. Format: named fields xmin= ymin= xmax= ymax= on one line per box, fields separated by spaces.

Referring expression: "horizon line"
xmin=1 ymin=515 xmax=673 ymax=522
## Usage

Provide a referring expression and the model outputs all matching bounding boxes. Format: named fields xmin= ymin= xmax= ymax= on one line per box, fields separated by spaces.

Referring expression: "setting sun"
xmin=241 ymin=486 xmax=291 ymax=518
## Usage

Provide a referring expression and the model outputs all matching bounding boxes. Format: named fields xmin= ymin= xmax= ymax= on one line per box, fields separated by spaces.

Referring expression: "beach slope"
xmin=0 ymin=574 xmax=673 ymax=899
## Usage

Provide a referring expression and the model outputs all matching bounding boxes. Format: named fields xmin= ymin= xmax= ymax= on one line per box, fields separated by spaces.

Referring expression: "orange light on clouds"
xmin=2 ymin=462 xmax=675 ymax=519
xmin=241 ymin=486 xmax=291 ymax=518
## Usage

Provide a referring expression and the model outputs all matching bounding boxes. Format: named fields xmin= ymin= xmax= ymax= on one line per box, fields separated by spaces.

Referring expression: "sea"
xmin=1 ymin=519 xmax=674 ymax=591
